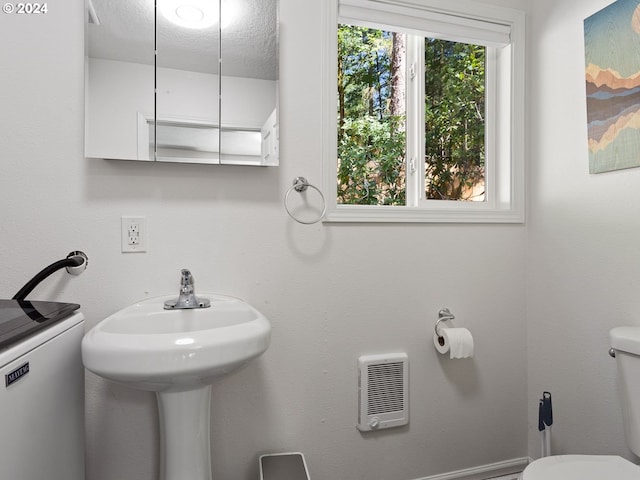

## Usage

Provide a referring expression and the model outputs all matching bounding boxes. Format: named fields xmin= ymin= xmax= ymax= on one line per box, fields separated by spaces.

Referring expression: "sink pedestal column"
xmin=156 ymin=385 xmax=213 ymax=480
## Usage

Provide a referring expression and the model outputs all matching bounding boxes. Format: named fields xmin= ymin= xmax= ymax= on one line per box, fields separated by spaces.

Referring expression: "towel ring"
xmin=284 ymin=177 xmax=326 ymax=225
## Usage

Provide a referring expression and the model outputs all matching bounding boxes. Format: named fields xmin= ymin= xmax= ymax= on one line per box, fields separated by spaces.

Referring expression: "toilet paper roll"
xmin=433 ymin=327 xmax=474 ymax=359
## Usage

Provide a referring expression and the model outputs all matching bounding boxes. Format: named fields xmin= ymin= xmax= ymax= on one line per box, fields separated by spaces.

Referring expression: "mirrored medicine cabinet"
xmin=84 ymin=0 xmax=279 ymax=166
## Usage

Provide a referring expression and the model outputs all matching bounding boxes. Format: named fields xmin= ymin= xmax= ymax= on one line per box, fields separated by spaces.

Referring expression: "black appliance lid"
xmin=0 ymin=299 xmax=80 ymax=351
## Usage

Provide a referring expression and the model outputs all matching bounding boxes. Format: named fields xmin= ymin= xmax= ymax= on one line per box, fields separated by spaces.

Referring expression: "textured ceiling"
xmin=87 ymin=0 xmax=278 ymax=79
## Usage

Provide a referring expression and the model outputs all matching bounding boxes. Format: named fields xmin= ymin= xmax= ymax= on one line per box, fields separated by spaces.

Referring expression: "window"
xmin=322 ymin=0 xmax=525 ymax=223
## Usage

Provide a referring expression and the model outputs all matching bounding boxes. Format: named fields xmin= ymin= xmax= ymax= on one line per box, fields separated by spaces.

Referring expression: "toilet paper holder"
xmin=434 ymin=308 xmax=455 ymax=345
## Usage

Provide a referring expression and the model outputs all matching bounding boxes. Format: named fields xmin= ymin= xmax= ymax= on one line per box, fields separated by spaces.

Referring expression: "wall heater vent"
xmin=357 ymin=353 xmax=408 ymax=432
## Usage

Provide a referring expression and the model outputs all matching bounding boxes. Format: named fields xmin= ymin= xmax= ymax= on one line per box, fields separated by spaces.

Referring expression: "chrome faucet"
xmin=164 ymin=269 xmax=211 ymax=309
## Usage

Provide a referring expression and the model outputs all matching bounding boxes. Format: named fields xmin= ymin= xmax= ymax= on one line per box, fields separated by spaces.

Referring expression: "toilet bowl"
xmin=521 ymin=455 xmax=639 ymax=480
xmin=522 ymin=327 xmax=640 ymax=479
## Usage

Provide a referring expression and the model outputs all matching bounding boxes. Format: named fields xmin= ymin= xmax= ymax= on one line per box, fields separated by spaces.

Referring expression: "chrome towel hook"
xmin=284 ymin=177 xmax=326 ymax=225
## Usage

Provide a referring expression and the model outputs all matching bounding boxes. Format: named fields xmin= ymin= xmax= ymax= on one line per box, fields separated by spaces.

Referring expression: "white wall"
xmin=527 ymin=0 xmax=640 ymax=461
xmin=86 ymin=59 xmax=153 ymax=159
xmin=86 ymin=58 xmax=276 ymax=160
xmin=1 ymin=1 xmax=527 ymax=479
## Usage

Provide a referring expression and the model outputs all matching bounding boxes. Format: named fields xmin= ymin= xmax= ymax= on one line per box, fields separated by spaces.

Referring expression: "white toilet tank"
xmin=610 ymin=326 xmax=640 ymax=457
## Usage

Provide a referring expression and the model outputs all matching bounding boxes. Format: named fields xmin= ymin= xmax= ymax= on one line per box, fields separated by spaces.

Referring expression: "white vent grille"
xmin=367 ymin=362 xmax=405 ymax=414
xmin=358 ymin=353 xmax=408 ymax=432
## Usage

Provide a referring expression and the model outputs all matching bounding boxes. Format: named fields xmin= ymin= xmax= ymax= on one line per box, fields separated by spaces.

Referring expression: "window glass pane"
xmin=337 ymin=24 xmax=407 ymax=206
xmin=424 ymin=39 xmax=486 ymax=202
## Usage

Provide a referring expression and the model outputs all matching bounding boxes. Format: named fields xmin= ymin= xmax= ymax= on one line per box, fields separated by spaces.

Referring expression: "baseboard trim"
xmin=413 ymin=457 xmax=530 ymax=480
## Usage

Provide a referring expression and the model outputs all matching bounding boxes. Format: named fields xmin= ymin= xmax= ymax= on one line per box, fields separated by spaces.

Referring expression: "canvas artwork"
xmin=585 ymin=0 xmax=640 ymax=173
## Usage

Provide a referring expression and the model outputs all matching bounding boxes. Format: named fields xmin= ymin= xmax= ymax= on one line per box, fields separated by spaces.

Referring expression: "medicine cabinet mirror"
xmin=85 ymin=0 xmax=279 ymax=166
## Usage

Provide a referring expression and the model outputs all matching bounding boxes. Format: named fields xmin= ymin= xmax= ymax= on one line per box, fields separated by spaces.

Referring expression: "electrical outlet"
xmin=121 ymin=216 xmax=146 ymax=253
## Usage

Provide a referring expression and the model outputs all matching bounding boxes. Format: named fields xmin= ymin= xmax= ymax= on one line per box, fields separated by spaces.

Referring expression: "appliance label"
xmin=5 ymin=362 xmax=29 ymax=387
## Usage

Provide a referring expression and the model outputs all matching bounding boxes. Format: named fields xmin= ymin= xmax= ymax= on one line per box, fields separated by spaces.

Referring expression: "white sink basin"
xmin=81 ymin=293 xmax=271 ymax=391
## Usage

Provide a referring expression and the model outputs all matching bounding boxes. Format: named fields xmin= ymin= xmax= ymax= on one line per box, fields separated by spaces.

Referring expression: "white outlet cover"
xmin=121 ymin=216 xmax=146 ymax=253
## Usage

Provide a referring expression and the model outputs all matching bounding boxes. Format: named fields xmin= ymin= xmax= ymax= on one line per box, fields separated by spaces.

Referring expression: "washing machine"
xmin=0 ymin=299 xmax=85 ymax=480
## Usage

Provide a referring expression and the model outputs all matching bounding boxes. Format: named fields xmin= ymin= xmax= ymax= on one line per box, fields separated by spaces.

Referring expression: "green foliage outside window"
xmin=424 ymin=39 xmax=486 ymax=201
xmin=337 ymin=26 xmax=406 ymax=205
xmin=337 ymin=25 xmax=486 ymax=205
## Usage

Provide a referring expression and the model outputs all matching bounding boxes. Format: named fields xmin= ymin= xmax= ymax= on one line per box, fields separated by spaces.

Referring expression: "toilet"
xmin=522 ymin=327 xmax=640 ymax=479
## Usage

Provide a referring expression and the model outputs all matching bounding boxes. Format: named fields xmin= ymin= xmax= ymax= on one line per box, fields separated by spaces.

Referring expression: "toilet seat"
xmin=522 ymin=455 xmax=640 ymax=480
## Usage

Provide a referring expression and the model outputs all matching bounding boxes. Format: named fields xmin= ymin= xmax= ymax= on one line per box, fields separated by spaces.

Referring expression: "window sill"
xmin=323 ymin=204 xmax=524 ymax=224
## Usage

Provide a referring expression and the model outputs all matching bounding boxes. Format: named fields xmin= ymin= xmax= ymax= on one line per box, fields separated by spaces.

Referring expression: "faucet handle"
xmin=165 ymin=269 xmax=210 ymax=309
xmin=179 ymin=269 xmax=195 ymax=295
xmin=180 ymin=269 xmax=193 ymax=285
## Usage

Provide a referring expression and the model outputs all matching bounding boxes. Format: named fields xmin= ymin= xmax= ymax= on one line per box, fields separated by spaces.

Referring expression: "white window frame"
xmin=322 ymin=0 xmax=526 ymax=223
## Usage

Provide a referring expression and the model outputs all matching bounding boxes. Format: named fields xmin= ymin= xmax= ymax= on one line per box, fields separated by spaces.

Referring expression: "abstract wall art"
xmin=585 ymin=0 xmax=640 ymax=173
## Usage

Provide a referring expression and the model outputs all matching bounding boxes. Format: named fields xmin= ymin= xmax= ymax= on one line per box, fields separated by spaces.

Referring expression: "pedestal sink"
xmin=81 ymin=294 xmax=271 ymax=480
